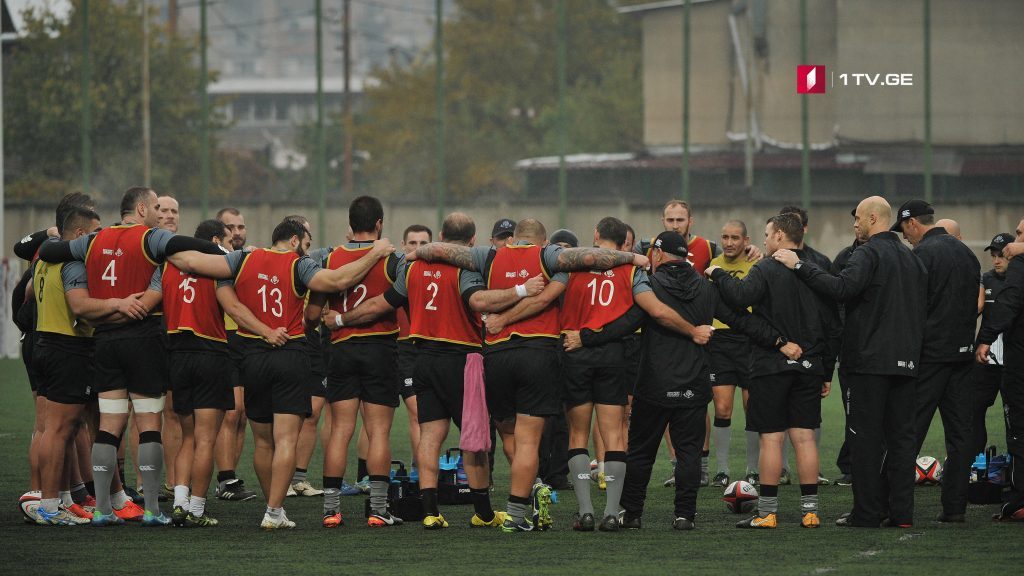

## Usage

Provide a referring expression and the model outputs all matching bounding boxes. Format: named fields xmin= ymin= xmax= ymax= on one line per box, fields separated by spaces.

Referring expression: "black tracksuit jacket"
xmin=912 ymin=227 xmax=982 ymax=364
xmin=978 ymin=255 xmax=1024 ymax=369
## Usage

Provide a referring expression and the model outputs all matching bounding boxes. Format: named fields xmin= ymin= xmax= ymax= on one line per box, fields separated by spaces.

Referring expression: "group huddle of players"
xmin=13 ymin=187 xmax=1024 ymax=531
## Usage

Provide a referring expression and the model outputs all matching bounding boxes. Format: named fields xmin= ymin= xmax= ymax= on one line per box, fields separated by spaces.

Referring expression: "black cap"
xmin=549 ymin=228 xmax=578 ymax=248
xmin=986 ymin=232 xmax=1015 ymax=253
xmin=653 ymin=231 xmax=689 ymax=259
xmin=890 ymin=199 xmax=935 ymax=231
xmin=491 ymin=218 xmax=515 ymax=239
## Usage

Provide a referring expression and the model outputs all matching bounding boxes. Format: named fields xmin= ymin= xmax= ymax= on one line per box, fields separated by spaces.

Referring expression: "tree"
xmin=300 ymin=0 xmax=642 ymax=203
xmin=3 ymin=0 xmax=234 ymax=204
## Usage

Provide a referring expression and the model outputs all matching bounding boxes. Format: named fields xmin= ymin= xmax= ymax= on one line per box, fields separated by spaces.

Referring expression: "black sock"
xmin=217 ymin=470 xmax=236 ymax=483
xmin=421 ymin=488 xmax=439 ymax=517
xmin=357 ymin=458 xmax=368 ymax=480
xmin=761 ymin=484 xmax=779 ymax=498
xmin=471 ymin=487 xmax=493 ymax=521
xmin=85 ymin=480 xmax=96 ymax=497
xmin=701 ymin=449 xmax=710 ymax=458
xmin=800 ymin=483 xmax=818 ymax=496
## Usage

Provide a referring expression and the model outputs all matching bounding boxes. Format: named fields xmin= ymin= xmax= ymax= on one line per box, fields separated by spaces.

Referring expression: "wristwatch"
xmin=793 ymin=261 xmax=803 ymax=270
xmin=775 ymin=336 xmax=789 ymax=349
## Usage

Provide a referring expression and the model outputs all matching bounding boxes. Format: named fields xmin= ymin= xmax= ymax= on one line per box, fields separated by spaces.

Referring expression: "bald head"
xmin=935 ymin=218 xmax=961 ymax=240
xmin=440 ymin=212 xmax=476 ymax=246
xmin=853 ymin=196 xmax=892 ymax=242
xmin=514 ymin=219 xmax=548 ymax=246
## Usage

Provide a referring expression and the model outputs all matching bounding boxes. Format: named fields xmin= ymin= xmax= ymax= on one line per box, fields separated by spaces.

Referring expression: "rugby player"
xmin=157 ymin=194 xmax=182 ymax=503
xmin=972 ymin=233 xmax=1012 ymax=455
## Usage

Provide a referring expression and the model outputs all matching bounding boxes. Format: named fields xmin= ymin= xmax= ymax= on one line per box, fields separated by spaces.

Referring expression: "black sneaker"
xmin=619 ymin=514 xmax=642 ymax=530
xmin=124 ymin=486 xmax=143 ymax=503
xmin=171 ymin=505 xmax=188 ymax=527
xmin=834 ymin=474 xmax=853 ymax=486
xmin=598 ymin=514 xmax=620 ymax=532
xmin=572 ymin=512 xmax=595 ymax=532
xmin=672 ymin=517 xmax=695 ymax=531
xmin=744 ymin=472 xmax=760 ymax=486
xmin=712 ymin=472 xmax=730 ymax=488
xmin=215 ymin=478 xmax=257 ymax=501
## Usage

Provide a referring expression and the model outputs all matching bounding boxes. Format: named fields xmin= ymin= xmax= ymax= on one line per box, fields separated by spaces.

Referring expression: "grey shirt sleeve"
xmin=68 ymin=234 xmax=93 ymax=261
xmin=145 ymin=228 xmax=176 ymax=261
xmin=308 ymin=246 xmax=333 ymax=264
xmin=148 ymin=268 xmax=163 ymax=293
xmin=216 ymin=251 xmax=248 ymax=288
xmin=295 ymin=256 xmax=322 ymax=293
xmin=632 ymin=268 xmax=653 ymax=296
xmin=550 ymin=271 xmax=569 ymax=285
xmin=470 ymin=246 xmax=492 ymax=273
xmin=541 ymin=244 xmax=564 ymax=275
xmin=61 ymin=261 xmax=89 ymax=291
xmin=391 ymin=258 xmax=410 ymax=298
xmin=460 ymin=270 xmax=486 ymax=296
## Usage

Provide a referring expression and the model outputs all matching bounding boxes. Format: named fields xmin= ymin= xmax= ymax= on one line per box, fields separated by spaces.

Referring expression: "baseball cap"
xmin=653 ymin=231 xmax=689 ymax=259
xmin=491 ymin=218 xmax=515 ymax=239
xmin=549 ymin=228 xmax=578 ymax=248
xmin=986 ymin=232 xmax=1014 ymax=253
xmin=890 ymin=199 xmax=935 ymax=232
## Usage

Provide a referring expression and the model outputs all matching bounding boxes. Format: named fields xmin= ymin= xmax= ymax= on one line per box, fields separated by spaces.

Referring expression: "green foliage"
xmin=301 ymin=0 xmax=643 ymax=203
xmin=3 ymin=0 xmax=233 ymax=204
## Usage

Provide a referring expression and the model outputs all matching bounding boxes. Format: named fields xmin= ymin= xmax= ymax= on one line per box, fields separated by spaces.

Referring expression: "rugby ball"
xmin=723 ymin=480 xmax=758 ymax=514
xmin=19 ymin=491 xmax=41 ymax=523
xmin=915 ymin=456 xmax=942 ymax=485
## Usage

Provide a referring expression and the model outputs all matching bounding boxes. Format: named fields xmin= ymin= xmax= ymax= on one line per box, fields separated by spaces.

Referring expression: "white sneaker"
xmin=290 ymin=480 xmax=324 ymax=497
xmin=286 ymin=485 xmax=297 ymax=497
xmin=261 ymin=512 xmax=296 ymax=530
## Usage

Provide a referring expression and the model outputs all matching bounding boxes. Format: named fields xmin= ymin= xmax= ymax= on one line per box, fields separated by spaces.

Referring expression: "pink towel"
xmin=460 ymin=352 xmax=491 ymax=452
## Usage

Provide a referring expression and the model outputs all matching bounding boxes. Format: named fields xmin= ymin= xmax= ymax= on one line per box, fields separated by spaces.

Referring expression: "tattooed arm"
xmin=552 ymin=247 xmax=648 ymax=273
xmin=407 ymin=242 xmax=480 ymax=271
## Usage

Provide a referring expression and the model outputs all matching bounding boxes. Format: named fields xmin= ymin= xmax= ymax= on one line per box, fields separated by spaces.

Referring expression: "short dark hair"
xmin=271 ymin=219 xmax=310 ymax=245
xmin=624 ymin=223 xmax=636 ymax=241
xmin=767 ymin=213 xmax=805 ymax=245
xmin=349 ymin=196 xmax=384 ymax=233
xmin=403 ymin=224 xmax=433 ymax=243
xmin=195 ymin=219 xmax=228 ymax=242
xmin=56 ymin=192 xmax=95 ymax=234
xmin=595 ymin=217 xmax=628 ymax=248
xmin=120 ymin=186 xmax=154 ymax=218
xmin=216 ymin=207 xmax=241 ymax=220
xmin=724 ymin=219 xmax=748 ymax=238
xmin=779 ymin=206 xmax=808 ymax=227
xmin=441 ymin=214 xmax=475 ymax=244
xmin=283 ymin=214 xmax=310 ymax=228
xmin=916 ymin=213 xmax=935 ymax=226
xmin=63 ymin=206 xmax=100 ymax=236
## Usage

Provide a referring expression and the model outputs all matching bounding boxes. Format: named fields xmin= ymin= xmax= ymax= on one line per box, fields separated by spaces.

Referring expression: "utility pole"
xmin=168 ymin=0 xmax=177 ymax=35
xmin=800 ymin=0 xmax=810 ymax=209
xmin=680 ymin=0 xmax=690 ymax=202
xmin=923 ymin=0 xmax=932 ymax=203
xmin=557 ymin=0 xmax=567 ymax=228
xmin=81 ymin=0 xmax=92 ymax=193
xmin=142 ymin=0 xmax=152 ymax=185
xmin=435 ymin=0 xmax=445 ymax=230
xmin=316 ymin=0 xmax=325 ymax=235
xmin=343 ymin=0 xmax=353 ymax=200
xmin=199 ymin=0 xmax=209 ymax=218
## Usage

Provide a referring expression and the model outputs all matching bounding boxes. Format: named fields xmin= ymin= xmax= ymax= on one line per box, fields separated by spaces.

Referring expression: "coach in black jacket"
xmin=581 ymin=231 xmax=786 ymax=530
xmin=893 ymin=199 xmax=982 ymax=522
xmin=976 ymin=218 xmax=1024 ymax=521
xmin=710 ymin=213 xmax=839 ymax=528
xmin=775 ymin=196 xmax=928 ymax=528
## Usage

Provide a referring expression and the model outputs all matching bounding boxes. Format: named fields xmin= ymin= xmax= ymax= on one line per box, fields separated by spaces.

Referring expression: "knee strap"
xmin=97 ymin=398 xmax=130 ymax=414
xmin=132 ymin=396 xmax=166 ymax=414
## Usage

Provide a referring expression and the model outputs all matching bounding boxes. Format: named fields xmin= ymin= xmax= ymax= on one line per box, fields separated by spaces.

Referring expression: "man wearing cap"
xmin=775 ymin=196 xmax=927 ymax=528
xmin=894 ymin=199 xmax=981 ymax=523
xmin=491 ymin=218 xmax=515 ymax=250
xmin=975 ymin=217 xmax=1024 ymax=522
xmin=583 ymin=231 xmax=786 ymax=530
xmin=972 ymin=233 xmax=1013 ymax=456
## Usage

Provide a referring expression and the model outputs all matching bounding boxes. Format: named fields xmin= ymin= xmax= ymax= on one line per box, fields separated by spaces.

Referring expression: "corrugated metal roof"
xmin=617 ymin=0 xmax=721 ymax=16
xmin=208 ymin=76 xmax=374 ymax=95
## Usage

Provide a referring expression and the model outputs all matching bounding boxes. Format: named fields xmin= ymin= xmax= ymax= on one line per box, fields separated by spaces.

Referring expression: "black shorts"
xmin=227 ymin=331 xmax=245 ymax=387
xmin=170 ymin=351 xmax=234 ymax=413
xmin=746 ymin=371 xmax=822 ymax=433
xmin=483 ymin=342 xmax=561 ymax=420
xmin=94 ymin=336 xmax=170 ymax=397
xmin=309 ymin=372 xmax=328 ymax=398
xmin=326 ymin=339 xmax=399 ymax=407
xmin=241 ymin=348 xmax=312 ymax=423
xmin=33 ymin=342 xmax=94 ymax=405
xmin=22 ymin=333 xmax=42 ymax=394
xmin=414 ymin=350 xmax=468 ymax=426
xmin=397 ymin=340 xmax=417 ymax=400
xmin=708 ymin=333 xmax=751 ymax=389
xmin=561 ymin=358 xmax=629 ymax=408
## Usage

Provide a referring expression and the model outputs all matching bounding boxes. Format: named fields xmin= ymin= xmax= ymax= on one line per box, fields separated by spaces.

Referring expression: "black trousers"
xmin=847 ymin=373 xmax=917 ymax=527
xmin=1002 ymin=369 xmax=1024 ymax=512
xmin=913 ymin=361 xmax=974 ymax=515
xmin=836 ymin=367 xmax=852 ymax=475
xmin=971 ymin=363 xmax=1004 ymax=456
xmin=538 ymin=410 xmax=569 ymax=488
xmin=621 ymin=397 xmax=705 ymax=520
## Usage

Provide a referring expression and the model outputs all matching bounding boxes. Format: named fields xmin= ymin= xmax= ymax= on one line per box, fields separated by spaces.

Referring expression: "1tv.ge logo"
xmin=797 ymin=65 xmax=914 ymax=94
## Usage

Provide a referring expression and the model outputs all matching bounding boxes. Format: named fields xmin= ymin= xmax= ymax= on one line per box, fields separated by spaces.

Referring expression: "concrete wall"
xmin=6 ymin=200 xmax=1022 ymax=269
xmin=640 ymin=0 xmax=1024 ymax=148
